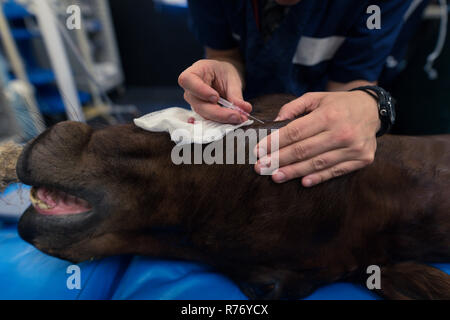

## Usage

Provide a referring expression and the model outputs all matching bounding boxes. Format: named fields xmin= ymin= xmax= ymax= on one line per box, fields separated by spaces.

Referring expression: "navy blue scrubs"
xmin=187 ymin=0 xmax=415 ymax=99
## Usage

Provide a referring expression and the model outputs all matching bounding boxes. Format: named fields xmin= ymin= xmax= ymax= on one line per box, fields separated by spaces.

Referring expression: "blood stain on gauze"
xmin=188 ymin=117 xmax=196 ymax=124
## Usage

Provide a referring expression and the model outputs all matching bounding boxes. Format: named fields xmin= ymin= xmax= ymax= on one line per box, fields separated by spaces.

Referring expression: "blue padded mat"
xmin=0 ymin=224 xmax=448 ymax=300
xmin=112 ymin=257 xmax=248 ymax=300
xmin=0 ymin=225 xmax=130 ymax=300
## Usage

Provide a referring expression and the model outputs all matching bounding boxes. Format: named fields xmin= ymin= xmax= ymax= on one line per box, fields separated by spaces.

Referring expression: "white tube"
xmin=424 ymin=0 xmax=448 ymax=80
xmin=31 ymin=0 xmax=85 ymax=122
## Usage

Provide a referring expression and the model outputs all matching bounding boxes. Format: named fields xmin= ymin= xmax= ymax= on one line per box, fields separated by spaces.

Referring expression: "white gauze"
xmin=134 ymin=107 xmax=253 ymax=145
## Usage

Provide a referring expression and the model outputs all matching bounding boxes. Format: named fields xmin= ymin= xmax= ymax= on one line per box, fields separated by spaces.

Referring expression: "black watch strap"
xmin=349 ymin=86 xmax=396 ymax=137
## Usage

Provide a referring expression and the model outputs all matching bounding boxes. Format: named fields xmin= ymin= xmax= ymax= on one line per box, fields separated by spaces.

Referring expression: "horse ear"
xmin=375 ymin=262 xmax=450 ymax=300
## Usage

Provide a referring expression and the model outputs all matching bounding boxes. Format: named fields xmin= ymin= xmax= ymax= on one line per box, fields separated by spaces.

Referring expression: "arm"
xmin=255 ymin=0 xmax=412 ymax=186
xmin=327 ymin=80 xmax=376 ymax=92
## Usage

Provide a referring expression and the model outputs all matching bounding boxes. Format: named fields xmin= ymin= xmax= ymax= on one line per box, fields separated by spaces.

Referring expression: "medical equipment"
xmin=424 ymin=0 xmax=448 ymax=80
xmin=218 ymin=97 xmax=265 ymax=124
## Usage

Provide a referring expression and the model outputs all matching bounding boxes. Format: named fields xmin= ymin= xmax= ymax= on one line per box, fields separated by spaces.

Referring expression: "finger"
xmin=255 ymin=112 xmax=326 ymax=157
xmin=257 ymin=148 xmax=352 ymax=183
xmin=226 ymin=84 xmax=253 ymax=114
xmin=178 ymin=70 xmax=219 ymax=103
xmin=258 ymin=131 xmax=342 ymax=168
xmin=229 ymin=98 xmax=253 ymax=114
xmin=275 ymin=92 xmax=323 ymax=121
xmin=302 ymin=160 xmax=367 ymax=187
xmin=184 ymin=92 xmax=245 ymax=124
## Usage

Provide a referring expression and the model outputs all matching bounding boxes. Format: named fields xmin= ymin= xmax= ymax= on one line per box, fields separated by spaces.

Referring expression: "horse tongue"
xmin=35 ymin=187 xmax=91 ymax=215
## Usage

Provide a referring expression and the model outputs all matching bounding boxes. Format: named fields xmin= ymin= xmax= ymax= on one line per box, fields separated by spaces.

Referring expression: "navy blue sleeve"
xmin=187 ymin=0 xmax=238 ymax=50
xmin=329 ymin=0 xmax=413 ymax=83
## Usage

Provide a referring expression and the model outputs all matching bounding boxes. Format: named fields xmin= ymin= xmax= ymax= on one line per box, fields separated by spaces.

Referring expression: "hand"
xmin=178 ymin=59 xmax=252 ymax=124
xmin=255 ymin=91 xmax=381 ymax=187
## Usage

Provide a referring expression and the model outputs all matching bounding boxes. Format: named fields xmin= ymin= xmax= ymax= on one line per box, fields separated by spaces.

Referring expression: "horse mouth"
xmin=29 ymin=186 xmax=92 ymax=215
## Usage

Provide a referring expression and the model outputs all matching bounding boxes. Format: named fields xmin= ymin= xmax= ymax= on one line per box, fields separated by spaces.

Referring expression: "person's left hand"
xmin=254 ymin=91 xmax=381 ymax=187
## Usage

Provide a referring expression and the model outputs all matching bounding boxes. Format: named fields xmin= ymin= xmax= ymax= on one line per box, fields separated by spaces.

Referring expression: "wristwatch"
xmin=349 ymin=86 xmax=396 ymax=137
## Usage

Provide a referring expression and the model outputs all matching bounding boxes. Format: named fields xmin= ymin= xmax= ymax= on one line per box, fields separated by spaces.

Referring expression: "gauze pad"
xmin=134 ymin=107 xmax=254 ymax=145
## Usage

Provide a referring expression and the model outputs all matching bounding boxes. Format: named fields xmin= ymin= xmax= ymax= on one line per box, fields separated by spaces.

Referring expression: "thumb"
xmin=275 ymin=92 xmax=322 ymax=121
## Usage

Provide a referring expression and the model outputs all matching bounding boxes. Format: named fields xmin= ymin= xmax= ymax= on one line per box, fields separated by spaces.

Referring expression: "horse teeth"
xmin=37 ymin=202 xmax=51 ymax=210
xmin=30 ymin=187 xmax=55 ymax=210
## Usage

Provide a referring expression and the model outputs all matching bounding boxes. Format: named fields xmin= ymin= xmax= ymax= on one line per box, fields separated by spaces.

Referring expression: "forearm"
xmin=326 ymin=80 xmax=377 ymax=92
xmin=205 ymin=47 xmax=246 ymax=87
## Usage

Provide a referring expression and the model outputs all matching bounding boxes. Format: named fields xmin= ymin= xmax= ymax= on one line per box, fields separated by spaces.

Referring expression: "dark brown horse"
xmin=16 ymin=95 xmax=450 ymax=299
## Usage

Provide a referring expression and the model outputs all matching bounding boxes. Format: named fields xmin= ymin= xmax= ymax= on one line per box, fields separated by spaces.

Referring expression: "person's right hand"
xmin=178 ymin=59 xmax=252 ymax=124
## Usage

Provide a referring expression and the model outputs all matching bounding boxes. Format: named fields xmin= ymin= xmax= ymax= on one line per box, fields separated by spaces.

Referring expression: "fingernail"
xmin=274 ymin=116 xmax=281 ymax=121
xmin=303 ymin=178 xmax=313 ymax=187
xmin=209 ymin=96 xmax=218 ymax=103
xmin=272 ymin=170 xmax=286 ymax=183
xmin=229 ymin=114 xmax=240 ymax=124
